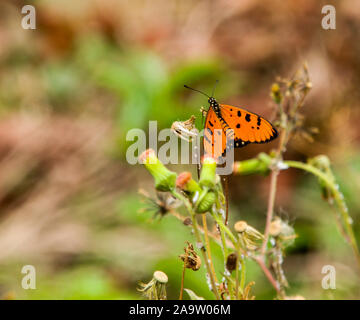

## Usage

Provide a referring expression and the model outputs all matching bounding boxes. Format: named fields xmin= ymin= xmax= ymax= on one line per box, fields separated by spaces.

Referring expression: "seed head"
xmin=179 ymin=242 xmax=201 ymax=271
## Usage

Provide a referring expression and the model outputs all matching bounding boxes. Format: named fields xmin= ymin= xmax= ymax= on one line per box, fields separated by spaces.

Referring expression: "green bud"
xmin=308 ymin=155 xmax=335 ymax=202
xmin=196 ymin=191 xmax=216 ymax=213
xmin=176 ymin=172 xmax=202 ymax=195
xmin=139 ymin=149 xmax=176 ymax=192
xmin=308 ymin=155 xmax=331 ymax=170
xmin=199 ymin=157 xmax=217 ymax=188
xmin=233 ymin=153 xmax=272 ymax=175
xmin=271 ymin=83 xmax=282 ymax=104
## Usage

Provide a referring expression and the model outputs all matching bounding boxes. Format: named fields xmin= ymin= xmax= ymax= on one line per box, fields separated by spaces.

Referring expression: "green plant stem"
xmin=284 ymin=160 xmax=360 ymax=270
xmin=210 ymin=207 xmax=228 ymax=260
xmin=211 ymin=211 xmax=237 ymax=247
xmin=235 ymin=250 xmax=240 ymax=300
xmin=240 ymin=258 xmax=246 ymax=293
xmin=171 ymin=190 xmax=221 ymax=299
xmin=235 ymin=243 xmax=246 ymax=300
xmin=202 ymin=214 xmax=219 ymax=284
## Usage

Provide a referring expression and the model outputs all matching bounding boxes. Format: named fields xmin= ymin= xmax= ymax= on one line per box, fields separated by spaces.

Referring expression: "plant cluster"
xmin=138 ymin=65 xmax=359 ymax=300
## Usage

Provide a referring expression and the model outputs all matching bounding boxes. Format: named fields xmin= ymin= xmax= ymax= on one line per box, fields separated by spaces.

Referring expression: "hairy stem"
xmin=261 ymin=124 xmax=287 ymax=255
xmin=284 ymin=160 xmax=360 ymax=270
xmin=261 ymin=169 xmax=279 ymax=255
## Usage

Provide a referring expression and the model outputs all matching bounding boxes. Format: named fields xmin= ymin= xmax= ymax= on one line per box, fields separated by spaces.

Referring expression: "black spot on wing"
xmin=257 ymin=116 xmax=261 ymax=126
xmin=245 ymin=114 xmax=251 ymax=122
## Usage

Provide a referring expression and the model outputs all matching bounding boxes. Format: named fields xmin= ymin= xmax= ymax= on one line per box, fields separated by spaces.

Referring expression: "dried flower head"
xmin=234 ymin=221 xmax=264 ymax=251
xmin=138 ymin=270 xmax=168 ymax=300
xmin=269 ymin=217 xmax=296 ymax=246
xmin=139 ymin=189 xmax=180 ymax=218
xmin=171 ymin=115 xmax=198 ymax=142
xmin=179 ymin=242 xmax=201 ymax=271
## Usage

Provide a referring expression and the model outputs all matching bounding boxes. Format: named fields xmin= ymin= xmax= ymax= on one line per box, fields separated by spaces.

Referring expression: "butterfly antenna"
xmin=184 ymin=85 xmax=210 ymax=98
xmin=211 ymin=79 xmax=219 ymax=97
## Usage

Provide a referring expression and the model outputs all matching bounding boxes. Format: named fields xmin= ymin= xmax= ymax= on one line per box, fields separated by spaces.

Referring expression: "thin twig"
xmin=179 ymin=254 xmax=187 ymax=300
xmin=261 ymin=123 xmax=287 ymax=255
xmin=261 ymin=169 xmax=279 ymax=255
xmin=253 ymin=256 xmax=283 ymax=297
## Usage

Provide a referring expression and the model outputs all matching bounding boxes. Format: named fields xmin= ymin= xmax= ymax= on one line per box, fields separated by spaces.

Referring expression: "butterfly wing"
xmin=203 ymin=108 xmax=229 ymax=159
xmin=219 ymin=104 xmax=278 ymax=146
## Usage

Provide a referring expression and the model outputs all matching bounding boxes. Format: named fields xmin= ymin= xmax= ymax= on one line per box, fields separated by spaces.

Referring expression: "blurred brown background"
xmin=0 ymin=0 xmax=359 ymax=299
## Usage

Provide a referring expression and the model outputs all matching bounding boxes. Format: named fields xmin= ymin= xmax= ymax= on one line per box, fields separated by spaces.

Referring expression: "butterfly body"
xmin=204 ymin=97 xmax=278 ymax=159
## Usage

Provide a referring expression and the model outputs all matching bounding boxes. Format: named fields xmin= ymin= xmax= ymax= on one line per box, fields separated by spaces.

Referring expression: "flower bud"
xmin=196 ymin=191 xmax=216 ymax=213
xmin=271 ymin=83 xmax=283 ymax=104
xmin=308 ymin=155 xmax=335 ymax=202
xmin=176 ymin=172 xmax=202 ymax=195
xmin=139 ymin=149 xmax=176 ymax=192
xmin=233 ymin=153 xmax=272 ymax=175
xmin=199 ymin=156 xmax=217 ymax=188
xmin=308 ymin=155 xmax=331 ymax=169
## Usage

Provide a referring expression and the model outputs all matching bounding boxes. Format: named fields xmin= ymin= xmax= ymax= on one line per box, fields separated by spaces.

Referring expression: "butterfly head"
xmin=208 ymin=97 xmax=217 ymax=106
xmin=208 ymin=97 xmax=220 ymax=113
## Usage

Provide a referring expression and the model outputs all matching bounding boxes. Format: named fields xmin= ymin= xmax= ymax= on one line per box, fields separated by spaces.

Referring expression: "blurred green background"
xmin=0 ymin=0 xmax=359 ymax=300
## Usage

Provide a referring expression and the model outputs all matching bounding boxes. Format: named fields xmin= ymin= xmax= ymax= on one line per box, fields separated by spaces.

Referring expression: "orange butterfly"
xmin=185 ymin=85 xmax=278 ymax=160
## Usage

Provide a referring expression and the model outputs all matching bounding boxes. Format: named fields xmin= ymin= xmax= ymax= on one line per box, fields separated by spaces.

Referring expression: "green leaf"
xmin=184 ymin=288 xmax=205 ymax=300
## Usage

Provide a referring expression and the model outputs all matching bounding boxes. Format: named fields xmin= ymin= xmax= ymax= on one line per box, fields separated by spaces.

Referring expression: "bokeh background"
xmin=0 ymin=0 xmax=359 ymax=300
